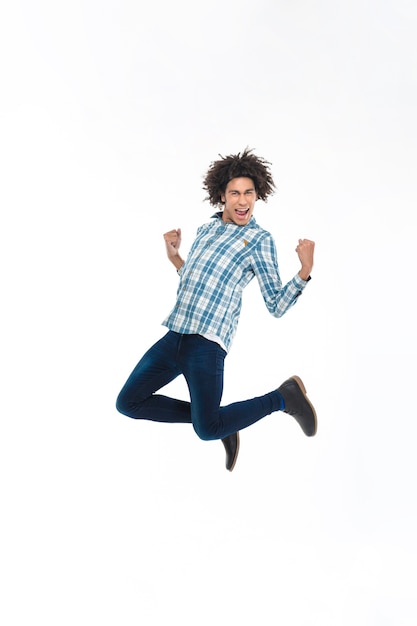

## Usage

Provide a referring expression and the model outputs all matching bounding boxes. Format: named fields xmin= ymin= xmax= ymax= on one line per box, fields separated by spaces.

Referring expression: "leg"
xmin=116 ymin=331 xmax=192 ymax=423
xmin=179 ymin=334 xmax=283 ymax=440
xmin=116 ymin=332 xmax=241 ymax=471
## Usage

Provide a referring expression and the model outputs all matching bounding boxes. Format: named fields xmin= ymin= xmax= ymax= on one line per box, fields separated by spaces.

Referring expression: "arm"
xmin=252 ymin=235 xmax=314 ymax=318
xmin=163 ymin=228 xmax=184 ymax=272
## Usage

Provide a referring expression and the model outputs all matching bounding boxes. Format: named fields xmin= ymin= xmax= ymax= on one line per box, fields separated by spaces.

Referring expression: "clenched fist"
xmin=163 ymin=228 xmax=184 ymax=271
xmin=296 ymin=238 xmax=315 ymax=281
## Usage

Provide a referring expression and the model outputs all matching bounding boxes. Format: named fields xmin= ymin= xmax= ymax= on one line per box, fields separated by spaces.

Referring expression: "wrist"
xmin=298 ymin=268 xmax=312 ymax=281
xmin=171 ymin=255 xmax=184 ymax=271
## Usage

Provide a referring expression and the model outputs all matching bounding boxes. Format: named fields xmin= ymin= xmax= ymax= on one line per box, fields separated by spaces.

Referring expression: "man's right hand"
xmin=163 ymin=229 xmax=184 ymax=270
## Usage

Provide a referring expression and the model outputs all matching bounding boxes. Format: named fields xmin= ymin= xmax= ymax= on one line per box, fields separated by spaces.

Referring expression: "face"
xmin=221 ymin=177 xmax=258 ymax=225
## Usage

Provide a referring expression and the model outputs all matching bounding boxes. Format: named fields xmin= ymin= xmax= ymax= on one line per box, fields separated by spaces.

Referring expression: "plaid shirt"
xmin=163 ymin=213 xmax=309 ymax=352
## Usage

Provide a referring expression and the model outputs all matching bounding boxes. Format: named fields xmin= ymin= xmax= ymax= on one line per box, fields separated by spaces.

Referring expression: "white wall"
xmin=1 ymin=1 xmax=416 ymax=624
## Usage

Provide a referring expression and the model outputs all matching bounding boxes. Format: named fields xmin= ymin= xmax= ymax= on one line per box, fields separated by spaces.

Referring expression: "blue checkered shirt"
xmin=162 ymin=213 xmax=309 ymax=352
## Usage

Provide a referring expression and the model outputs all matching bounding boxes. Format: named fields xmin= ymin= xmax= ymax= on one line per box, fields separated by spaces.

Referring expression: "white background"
xmin=1 ymin=1 xmax=416 ymax=624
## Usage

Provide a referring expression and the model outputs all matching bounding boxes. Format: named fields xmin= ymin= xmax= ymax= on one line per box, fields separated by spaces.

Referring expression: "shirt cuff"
xmin=293 ymin=273 xmax=311 ymax=289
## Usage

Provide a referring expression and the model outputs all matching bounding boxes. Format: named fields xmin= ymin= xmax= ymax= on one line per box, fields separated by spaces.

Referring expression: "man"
xmin=116 ymin=148 xmax=317 ymax=471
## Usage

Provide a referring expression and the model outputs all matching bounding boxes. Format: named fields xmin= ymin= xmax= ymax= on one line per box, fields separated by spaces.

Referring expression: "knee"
xmin=192 ymin=422 xmax=218 ymax=442
xmin=115 ymin=390 xmax=130 ymax=416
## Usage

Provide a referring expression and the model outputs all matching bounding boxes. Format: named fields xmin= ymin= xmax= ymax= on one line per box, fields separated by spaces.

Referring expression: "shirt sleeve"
xmin=251 ymin=234 xmax=309 ymax=318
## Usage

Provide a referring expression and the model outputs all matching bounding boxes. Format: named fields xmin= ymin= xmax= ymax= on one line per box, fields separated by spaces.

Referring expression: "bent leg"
xmin=116 ymin=331 xmax=192 ymax=423
xmin=180 ymin=334 xmax=283 ymax=440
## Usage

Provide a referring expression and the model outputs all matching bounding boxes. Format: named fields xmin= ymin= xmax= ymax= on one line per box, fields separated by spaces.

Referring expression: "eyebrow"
xmin=228 ymin=187 xmax=255 ymax=193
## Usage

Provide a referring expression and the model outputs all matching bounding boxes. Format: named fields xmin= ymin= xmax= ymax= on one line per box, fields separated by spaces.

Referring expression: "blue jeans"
xmin=116 ymin=331 xmax=283 ymax=440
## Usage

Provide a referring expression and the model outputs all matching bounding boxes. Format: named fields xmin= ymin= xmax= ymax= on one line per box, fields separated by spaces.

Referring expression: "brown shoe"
xmin=277 ymin=376 xmax=317 ymax=436
xmin=221 ymin=432 xmax=240 ymax=471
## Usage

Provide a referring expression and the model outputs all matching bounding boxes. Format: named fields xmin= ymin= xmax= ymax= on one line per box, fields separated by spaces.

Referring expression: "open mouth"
xmin=235 ymin=209 xmax=249 ymax=218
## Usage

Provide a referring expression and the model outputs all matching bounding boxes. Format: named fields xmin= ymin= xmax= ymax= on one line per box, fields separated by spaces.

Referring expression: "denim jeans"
xmin=116 ymin=331 xmax=283 ymax=440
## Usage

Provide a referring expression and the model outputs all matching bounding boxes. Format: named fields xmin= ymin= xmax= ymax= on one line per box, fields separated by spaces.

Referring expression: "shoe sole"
xmin=290 ymin=375 xmax=318 ymax=436
xmin=227 ymin=432 xmax=240 ymax=472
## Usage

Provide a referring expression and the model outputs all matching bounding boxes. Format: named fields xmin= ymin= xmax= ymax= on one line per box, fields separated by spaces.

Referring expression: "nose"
xmin=238 ymin=194 xmax=247 ymax=206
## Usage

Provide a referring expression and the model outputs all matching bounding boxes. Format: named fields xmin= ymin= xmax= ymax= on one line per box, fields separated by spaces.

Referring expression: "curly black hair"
xmin=202 ymin=148 xmax=276 ymax=207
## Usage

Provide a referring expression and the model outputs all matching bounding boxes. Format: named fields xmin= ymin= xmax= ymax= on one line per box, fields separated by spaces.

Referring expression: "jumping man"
xmin=116 ymin=148 xmax=317 ymax=471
